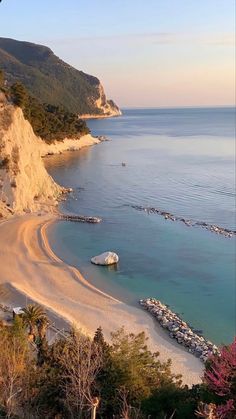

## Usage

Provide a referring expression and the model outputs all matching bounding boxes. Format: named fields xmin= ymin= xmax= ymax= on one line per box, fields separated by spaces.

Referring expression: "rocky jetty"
xmin=91 ymin=251 xmax=119 ymax=265
xmin=131 ymin=205 xmax=235 ymax=238
xmin=139 ymin=298 xmax=219 ymax=362
xmin=60 ymin=214 xmax=102 ymax=224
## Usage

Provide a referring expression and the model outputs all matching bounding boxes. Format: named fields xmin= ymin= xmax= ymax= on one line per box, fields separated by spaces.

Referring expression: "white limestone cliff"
xmin=79 ymin=83 xmax=122 ymax=119
xmin=0 ymin=101 xmax=99 ymax=218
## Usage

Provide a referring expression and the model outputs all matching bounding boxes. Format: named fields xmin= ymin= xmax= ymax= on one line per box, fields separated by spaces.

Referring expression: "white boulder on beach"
xmin=91 ymin=252 xmax=119 ymax=265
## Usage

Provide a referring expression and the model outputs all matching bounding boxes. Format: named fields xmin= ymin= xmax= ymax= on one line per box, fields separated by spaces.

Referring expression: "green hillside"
xmin=0 ymin=37 xmax=120 ymax=115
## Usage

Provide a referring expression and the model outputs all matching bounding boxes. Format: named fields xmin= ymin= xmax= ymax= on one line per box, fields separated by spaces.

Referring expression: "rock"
xmin=139 ymin=297 xmax=219 ymax=363
xmin=91 ymin=251 xmax=119 ymax=266
xmin=172 ymin=326 xmax=180 ymax=333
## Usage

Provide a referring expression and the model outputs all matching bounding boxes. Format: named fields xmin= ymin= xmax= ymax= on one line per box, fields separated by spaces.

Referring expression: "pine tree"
xmin=10 ymin=82 xmax=28 ymax=108
xmin=94 ymin=326 xmax=105 ymax=346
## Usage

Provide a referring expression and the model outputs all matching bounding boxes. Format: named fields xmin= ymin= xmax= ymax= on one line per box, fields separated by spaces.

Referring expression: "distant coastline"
xmin=79 ymin=111 xmax=122 ymax=120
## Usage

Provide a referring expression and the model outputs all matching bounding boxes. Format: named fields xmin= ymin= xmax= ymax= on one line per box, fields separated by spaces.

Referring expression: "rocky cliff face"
xmin=0 ymin=37 xmax=122 ymax=117
xmin=0 ymin=101 xmax=63 ymax=218
xmin=0 ymin=98 xmax=101 ymax=218
xmin=80 ymin=84 xmax=122 ymax=119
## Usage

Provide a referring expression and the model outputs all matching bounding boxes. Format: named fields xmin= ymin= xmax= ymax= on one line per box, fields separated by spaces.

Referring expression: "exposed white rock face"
xmin=91 ymin=252 xmax=119 ymax=265
xmin=79 ymin=83 xmax=122 ymax=119
xmin=95 ymin=84 xmax=122 ymax=117
xmin=0 ymin=103 xmax=62 ymax=217
xmin=40 ymin=134 xmax=100 ymax=157
xmin=0 ymin=99 xmax=100 ymax=218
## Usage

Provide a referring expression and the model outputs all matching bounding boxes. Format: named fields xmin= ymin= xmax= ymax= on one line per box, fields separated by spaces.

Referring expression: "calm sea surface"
xmin=46 ymin=108 xmax=236 ymax=345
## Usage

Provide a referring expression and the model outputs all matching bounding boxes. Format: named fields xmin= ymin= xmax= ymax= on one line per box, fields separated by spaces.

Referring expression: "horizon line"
xmin=120 ymin=104 xmax=236 ymax=110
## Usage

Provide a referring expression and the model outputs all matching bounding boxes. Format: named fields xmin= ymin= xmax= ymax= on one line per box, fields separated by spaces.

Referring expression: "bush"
xmin=10 ymin=82 xmax=28 ymax=108
xmin=204 ymin=338 xmax=236 ymax=418
xmin=9 ymin=81 xmax=90 ymax=143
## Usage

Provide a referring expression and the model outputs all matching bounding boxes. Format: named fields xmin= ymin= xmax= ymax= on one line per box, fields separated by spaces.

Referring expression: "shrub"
xmin=9 ymin=81 xmax=90 ymax=143
xmin=204 ymin=338 xmax=236 ymax=418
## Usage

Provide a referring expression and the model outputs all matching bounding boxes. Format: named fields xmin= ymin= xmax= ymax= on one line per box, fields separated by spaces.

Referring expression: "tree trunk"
xmin=91 ymin=405 xmax=96 ymax=419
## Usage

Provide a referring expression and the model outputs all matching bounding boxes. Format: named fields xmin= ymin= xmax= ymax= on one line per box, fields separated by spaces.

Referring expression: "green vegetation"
xmin=0 ymin=69 xmax=89 ymax=143
xmin=0 ymin=37 xmax=119 ymax=115
xmin=0 ymin=304 xmax=235 ymax=418
xmin=9 ymin=82 xmax=28 ymax=108
xmin=0 ymin=68 xmax=4 ymax=87
xmin=21 ymin=304 xmax=48 ymax=342
xmin=9 ymin=81 xmax=90 ymax=142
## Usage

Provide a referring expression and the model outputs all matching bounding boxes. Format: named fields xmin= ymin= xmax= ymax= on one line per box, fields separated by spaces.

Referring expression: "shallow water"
xmin=46 ymin=107 xmax=236 ymax=345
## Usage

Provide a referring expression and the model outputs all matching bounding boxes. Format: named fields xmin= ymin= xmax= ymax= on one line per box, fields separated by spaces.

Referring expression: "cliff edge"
xmin=0 ymin=98 xmax=99 ymax=218
xmin=0 ymin=37 xmax=121 ymax=118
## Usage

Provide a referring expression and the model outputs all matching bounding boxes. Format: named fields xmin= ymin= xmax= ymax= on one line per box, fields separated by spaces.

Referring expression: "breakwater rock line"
xmin=130 ymin=205 xmax=235 ymax=238
xmin=59 ymin=214 xmax=102 ymax=224
xmin=139 ymin=298 xmax=219 ymax=362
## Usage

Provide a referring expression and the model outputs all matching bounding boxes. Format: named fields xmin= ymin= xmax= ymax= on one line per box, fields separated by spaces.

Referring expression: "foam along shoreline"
xmin=130 ymin=205 xmax=235 ymax=238
xmin=0 ymin=214 xmax=203 ymax=386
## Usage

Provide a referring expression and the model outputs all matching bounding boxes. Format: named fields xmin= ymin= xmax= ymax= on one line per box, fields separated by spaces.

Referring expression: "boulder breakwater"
xmin=130 ymin=205 xmax=235 ymax=238
xmin=59 ymin=214 xmax=102 ymax=223
xmin=139 ymin=298 xmax=219 ymax=362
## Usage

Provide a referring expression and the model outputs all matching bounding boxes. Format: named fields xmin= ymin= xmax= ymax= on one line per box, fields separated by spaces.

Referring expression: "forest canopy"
xmin=0 ymin=304 xmax=235 ymax=419
xmin=4 ymin=78 xmax=90 ymax=143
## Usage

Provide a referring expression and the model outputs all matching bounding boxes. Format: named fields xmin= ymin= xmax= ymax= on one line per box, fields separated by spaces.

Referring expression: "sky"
xmin=0 ymin=0 xmax=235 ymax=107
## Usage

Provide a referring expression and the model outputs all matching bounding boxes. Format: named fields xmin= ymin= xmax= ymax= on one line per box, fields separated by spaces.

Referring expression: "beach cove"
xmin=46 ymin=108 xmax=235 ymax=346
xmin=0 ymin=106 xmax=235 ymax=388
xmin=0 ymin=214 xmax=203 ymax=386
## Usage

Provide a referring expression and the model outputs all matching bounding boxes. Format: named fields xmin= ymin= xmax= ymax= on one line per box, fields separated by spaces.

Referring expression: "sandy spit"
xmin=0 ymin=214 xmax=203 ymax=386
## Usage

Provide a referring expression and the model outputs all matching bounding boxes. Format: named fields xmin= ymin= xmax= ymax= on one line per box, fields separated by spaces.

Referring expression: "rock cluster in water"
xmin=60 ymin=214 xmax=102 ymax=223
xmin=131 ymin=205 xmax=235 ymax=238
xmin=139 ymin=298 xmax=219 ymax=362
xmin=97 ymin=135 xmax=109 ymax=142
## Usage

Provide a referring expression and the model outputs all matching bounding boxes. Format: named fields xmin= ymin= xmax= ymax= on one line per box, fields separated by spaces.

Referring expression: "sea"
xmin=46 ymin=107 xmax=236 ymax=345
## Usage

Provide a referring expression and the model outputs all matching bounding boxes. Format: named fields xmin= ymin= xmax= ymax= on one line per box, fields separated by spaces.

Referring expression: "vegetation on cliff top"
xmin=0 ymin=37 xmax=119 ymax=115
xmin=0 ymin=70 xmax=90 ymax=143
xmin=10 ymin=81 xmax=90 ymax=142
xmin=0 ymin=304 xmax=235 ymax=418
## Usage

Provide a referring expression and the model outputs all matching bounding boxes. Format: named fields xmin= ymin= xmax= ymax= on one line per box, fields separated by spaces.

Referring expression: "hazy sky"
xmin=0 ymin=0 xmax=235 ymax=107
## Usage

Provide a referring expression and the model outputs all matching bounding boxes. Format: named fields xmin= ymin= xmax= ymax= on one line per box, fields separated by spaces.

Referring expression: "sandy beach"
xmin=0 ymin=214 xmax=203 ymax=386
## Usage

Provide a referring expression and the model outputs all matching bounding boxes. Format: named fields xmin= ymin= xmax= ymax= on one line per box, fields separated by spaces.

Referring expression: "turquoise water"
xmin=46 ymin=108 xmax=236 ymax=345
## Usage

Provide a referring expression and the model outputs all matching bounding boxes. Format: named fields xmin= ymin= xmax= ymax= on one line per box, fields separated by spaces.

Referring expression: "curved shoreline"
xmin=0 ymin=214 xmax=203 ymax=386
xmin=41 ymin=218 xmax=120 ymax=304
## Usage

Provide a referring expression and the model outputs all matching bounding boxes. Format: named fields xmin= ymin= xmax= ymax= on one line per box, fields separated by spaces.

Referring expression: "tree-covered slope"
xmin=0 ymin=37 xmax=121 ymax=116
